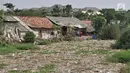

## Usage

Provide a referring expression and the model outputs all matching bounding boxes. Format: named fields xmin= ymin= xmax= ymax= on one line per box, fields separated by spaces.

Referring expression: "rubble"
xmin=0 ymin=40 xmax=125 ymax=73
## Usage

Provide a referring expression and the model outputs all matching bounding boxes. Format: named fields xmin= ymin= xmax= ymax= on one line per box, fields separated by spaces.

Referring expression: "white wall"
xmin=33 ymin=29 xmax=56 ymax=39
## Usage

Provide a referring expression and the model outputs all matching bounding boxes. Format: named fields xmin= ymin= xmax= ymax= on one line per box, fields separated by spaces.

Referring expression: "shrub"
xmin=63 ymin=34 xmax=74 ymax=41
xmin=51 ymin=37 xmax=62 ymax=42
xmin=107 ymin=50 xmax=130 ymax=63
xmin=0 ymin=42 xmax=7 ymax=47
xmin=37 ymin=39 xmax=51 ymax=45
xmin=14 ymin=43 xmax=38 ymax=50
xmin=98 ymin=24 xmax=120 ymax=40
xmin=23 ymin=32 xmax=35 ymax=43
xmin=113 ymin=28 xmax=130 ymax=49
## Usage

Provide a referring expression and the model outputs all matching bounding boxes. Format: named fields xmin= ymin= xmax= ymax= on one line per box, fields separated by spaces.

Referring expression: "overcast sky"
xmin=0 ymin=0 xmax=130 ymax=9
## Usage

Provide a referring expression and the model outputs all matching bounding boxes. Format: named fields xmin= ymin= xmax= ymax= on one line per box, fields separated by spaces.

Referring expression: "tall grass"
xmin=0 ymin=42 xmax=38 ymax=55
xmin=14 ymin=43 xmax=38 ymax=50
xmin=107 ymin=50 xmax=130 ymax=63
xmin=107 ymin=50 xmax=130 ymax=73
xmin=0 ymin=44 xmax=18 ymax=55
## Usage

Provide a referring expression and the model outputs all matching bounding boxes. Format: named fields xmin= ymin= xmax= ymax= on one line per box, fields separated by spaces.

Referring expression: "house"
xmin=4 ymin=16 xmax=29 ymax=41
xmin=18 ymin=16 xmax=56 ymax=39
xmin=80 ymin=7 xmax=101 ymax=15
xmin=82 ymin=20 xmax=95 ymax=33
xmin=82 ymin=20 xmax=92 ymax=26
xmin=47 ymin=16 xmax=95 ymax=36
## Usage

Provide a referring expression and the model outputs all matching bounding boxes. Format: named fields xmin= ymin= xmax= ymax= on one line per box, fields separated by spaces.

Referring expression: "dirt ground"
xmin=0 ymin=40 xmax=126 ymax=73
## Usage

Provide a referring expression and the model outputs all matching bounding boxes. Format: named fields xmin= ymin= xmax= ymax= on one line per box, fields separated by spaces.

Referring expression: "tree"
xmin=98 ymin=24 xmax=120 ymax=40
xmin=92 ymin=16 xmax=106 ymax=33
xmin=41 ymin=9 xmax=47 ymax=17
xmin=100 ymin=9 xmax=116 ymax=23
xmin=3 ymin=3 xmax=15 ymax=11
xmin=115 ymin=12 xmax=125 ymax=21
xmin=52 ymin=5 xmax=61 ymax=16
xmin=3 ymin=3 xmax=15 ymax=15
xmin=65 ymin=5 xmax=72 ymax=17
xmin=113 ymin=28 xmax=130 ymax=49
xmin=74 ymin=11 xmax=88 ymax=20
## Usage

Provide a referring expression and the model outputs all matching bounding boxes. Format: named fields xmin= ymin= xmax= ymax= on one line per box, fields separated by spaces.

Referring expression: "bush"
xmin=51 ymin=37 xmax=62 ymax=42
xmin=23 ymin=32 xmax=35 ymax=43
xmin=14 ymin=43 xmax=38 ymax=50
xmin=107 ymin=50 xmax=130 ymax=63
xmin=113 ymin=28 xmax=130 ymax=49
xmin=98 ymin=24 xmax=120 ymax=40
xmin=63 ymin=34 xmax=74 ymax=41
xmin=37 ymin=39 xmax=51 ymax=45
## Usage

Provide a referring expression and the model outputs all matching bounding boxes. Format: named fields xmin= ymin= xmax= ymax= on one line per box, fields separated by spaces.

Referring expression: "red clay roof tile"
xmin=82 ymin=20 xmax=92 ymax=25
xmin=18 ymin=16 xmax=53 ymax=29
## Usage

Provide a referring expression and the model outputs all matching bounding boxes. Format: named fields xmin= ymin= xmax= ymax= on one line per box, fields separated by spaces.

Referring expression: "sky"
xmin=0 ymin=0 xmax=130 ymax=10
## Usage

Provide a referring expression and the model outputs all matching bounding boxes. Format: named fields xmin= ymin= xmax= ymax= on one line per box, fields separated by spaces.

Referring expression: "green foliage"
xmin=107 ymin=50 xmax=130 ymax=63
xmin=116 ymin=12 xmax=125 ymax=21
xmin=74 ymin=11 xmax=88 ymax=20
xmin=107 ymin=50 xmax=130 ymax=73
xmin=0 ymin=42 xmax=38 ymax=54
xmin=63 ymin=34 xmax=74 ymax=41
xmin=92 ymin=16 xmax=106 ymax=33
xmin=100 ymin=8 xmax=116 ymax=23
xmin=40 ymin=64 xmax=56 ymax=73
xmin=65 ymin=5 xmax=72 ymax=17
xmin=51 ymin=5 xmax=61 ymax=16
xmin=23 ymin=32 xmax=35 ymax=43
xmin=51 ymin=37 xmax=62 ymax=42
xmin=37 ymin=39 xmax=51 ymax=45
xmin=14 ymin=43 xmax=38 ymax=50
xmin=3 ymin=3 xmax=15 ymax=10
xmin=98 ymin=24 xmax=120 ymax=40
xmin=113 ymin=28 xmax=130 ymax=49
xmin=0 ymin=43 xmax=18 ymax=55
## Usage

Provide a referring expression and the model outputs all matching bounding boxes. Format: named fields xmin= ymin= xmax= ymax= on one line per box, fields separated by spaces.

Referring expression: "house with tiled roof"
xmin=17 ymin=16 xmax=57 ymax=39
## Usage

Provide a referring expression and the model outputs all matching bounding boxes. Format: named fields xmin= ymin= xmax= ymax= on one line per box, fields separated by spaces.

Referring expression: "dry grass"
xmin=0 ymin=40 xmax=126 ymax=73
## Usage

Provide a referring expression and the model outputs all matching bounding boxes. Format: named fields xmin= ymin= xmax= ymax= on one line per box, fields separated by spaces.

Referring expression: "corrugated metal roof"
xmin=47 ymin=16 xmax=87 ymax=27
xmin=47 ymin=16 xmax=95 ymax=32
xmin=4 ymin=16 xmax=18 ymax=22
